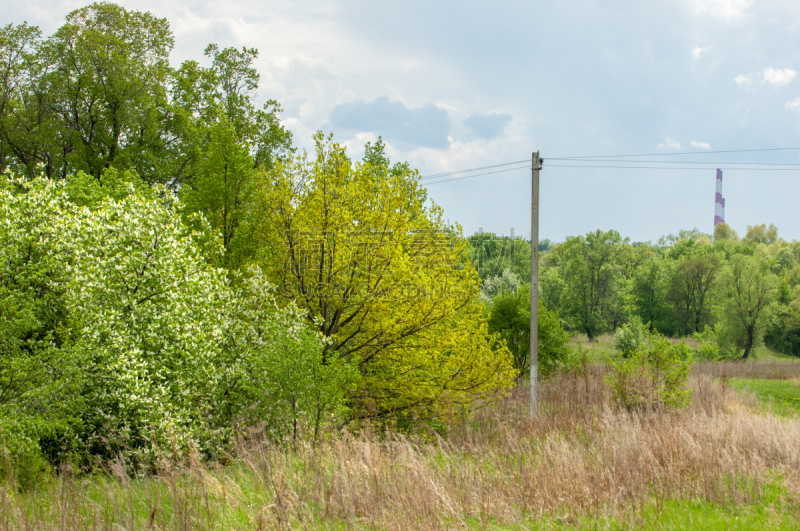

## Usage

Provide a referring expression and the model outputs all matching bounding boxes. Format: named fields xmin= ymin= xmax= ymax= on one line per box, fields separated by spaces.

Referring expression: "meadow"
xmin=4 ymin=361 xmax=800 ymax=531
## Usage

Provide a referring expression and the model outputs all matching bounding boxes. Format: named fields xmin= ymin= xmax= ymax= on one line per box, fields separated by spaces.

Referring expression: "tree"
xmin=248 ymin=134 xmax=515 ymax=423
xmin=713 ymin=222 xmax=738 ymax=242
xmin=0 ymin=5 xmax=292 ymax=227
xmin=559 ymin=230 xmax=629 ymax=341
xmin=716 ymin=254 xmax=778 ymax=359
xmin=174 ymin=44 xmax=292 ymax=263
xmin=539 ymin=266 xmax=567 ymax=313
xmin=480 ymin=268 xmax=520 ymax=301
xmin=745 ymin=223 xmax=779 ymax=245
xmin=0 ymin=22 xmax=47 ymax=176
xmin=466 ymin=231 xmax=531 ymax=281
xmin=773 ymin=247 xmax=797 ymax=274
xmin=631 ymin=257 xmax=673 ymax=334
xmin=666 ymin=250 xmax=722 ymax=335
xmin=0 ymin=170 xmax=348 ymax=471
xmin=37 ymin=3 xmax=176 ymax=181
xmin=180 ymin=118 xmax=255 ymax=268
xmin=483 ymin=275 xmax=573 ymax=378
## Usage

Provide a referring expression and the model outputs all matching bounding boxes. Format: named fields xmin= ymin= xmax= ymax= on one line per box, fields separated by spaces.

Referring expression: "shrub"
xmin=613 ymin=316 xmax=648 ymax=357
xmin=605 ymin=335 xmax=693 ymax=410
xmin=693 ymin=325 xmax=720 ymax=361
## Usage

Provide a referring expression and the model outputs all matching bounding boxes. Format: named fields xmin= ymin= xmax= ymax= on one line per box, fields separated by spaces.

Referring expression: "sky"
xmin=6 ymin=0 xmax=800 ymax=243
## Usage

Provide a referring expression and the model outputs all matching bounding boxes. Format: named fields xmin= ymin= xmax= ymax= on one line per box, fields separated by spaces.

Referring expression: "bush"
xmin=0 ymin=416 xmax=52 ymax=491
xmin=692 ymin=325 xmax=720 ymax=361
xmin=605 ymin=335 xmax=693 ymax=410
xmin=613 ymin=316 xmax=648 ymax=357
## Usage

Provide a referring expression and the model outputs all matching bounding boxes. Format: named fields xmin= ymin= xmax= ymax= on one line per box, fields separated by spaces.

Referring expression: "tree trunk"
xmin=742 ymin=328 xmax=755 ymax=360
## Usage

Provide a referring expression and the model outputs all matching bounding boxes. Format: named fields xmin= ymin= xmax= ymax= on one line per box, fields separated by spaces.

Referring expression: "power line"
xmin=418 ymin=147 xmax=800 ymax=186
xmin=422 ymin=163 xmax=800 ymax=186
xmin=419 ymin=160 xmax=528 ymax=180
xmin=546 ymin=164 xmax=800 ymax=171
xmin=547 ymin=159 xmax=800 ymax=166
xmin=423 ymin=166 xmax=532 ymax=185
xmin=552 ymin=146 xmax=800 ymax=159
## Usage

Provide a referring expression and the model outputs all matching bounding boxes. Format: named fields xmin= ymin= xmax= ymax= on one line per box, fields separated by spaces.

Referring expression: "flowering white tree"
xmin=0 ymin=170 xmax=355 ymax=472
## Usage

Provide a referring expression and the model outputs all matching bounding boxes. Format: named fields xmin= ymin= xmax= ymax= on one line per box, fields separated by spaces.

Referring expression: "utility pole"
xmin=530 ymin=151 xmax=541 ymax=417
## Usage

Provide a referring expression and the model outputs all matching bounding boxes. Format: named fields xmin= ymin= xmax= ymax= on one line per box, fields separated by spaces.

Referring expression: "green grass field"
xmin=570 ymin=333 xmax=616 ymax=362
xmin=730 ymin=378 xmax=800 ymax=417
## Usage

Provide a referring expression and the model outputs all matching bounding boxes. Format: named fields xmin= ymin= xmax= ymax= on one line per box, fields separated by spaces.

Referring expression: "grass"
xmin=569 ymin=333 xmax=616 ymax=362
xmin=729 ymin=378 xmax=800 ymax=417
xmin=5 ymin=369 xmax=800 ymax=530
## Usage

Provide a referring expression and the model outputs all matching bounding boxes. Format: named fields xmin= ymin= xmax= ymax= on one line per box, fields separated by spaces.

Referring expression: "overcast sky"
xmin=7 ymin=0 xmax=800 ymax=243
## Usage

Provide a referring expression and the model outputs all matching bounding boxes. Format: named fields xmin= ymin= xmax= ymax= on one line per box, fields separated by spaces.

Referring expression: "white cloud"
xmin=692 ymin=45 xmax=712 ymax=61
xmin=786 ymin=98 xmax=800 ymax=113
xmin=691 ymin=0 xmax=754 ymax=21
xmin=734 ymin=74 xmax=755 ymax=90
xmin=762 ymin=67 xmax=797 ymax=87
xmin=735 ymin=68 xmax=797 ymax=91
xmin=658 ymin=138 xmax=681 ymax=149
xmin=690 ymin=140 xmax=712 ymax=149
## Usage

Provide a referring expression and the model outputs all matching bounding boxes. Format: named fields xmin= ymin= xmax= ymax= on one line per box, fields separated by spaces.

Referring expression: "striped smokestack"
xmin=714 ymin=169 xmax=725 ymax=227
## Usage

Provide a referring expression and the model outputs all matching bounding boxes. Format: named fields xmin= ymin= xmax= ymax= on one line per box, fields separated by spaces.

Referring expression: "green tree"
xmin=716 ymin=254 xmax=778 ymax=359
xmin=559 ymin=229 xmax=628 ymax=341
xmin=0 ymin=170 xmax=349 ymax=471
xmin=249 ymin=134 xmax=515 ymax=424
xmin=539 ymin=266 xmax=567 ymax=314
xmin=0 ymin=22 xmax=47 ymax=176
xmin=173 ymin=44 xmax=292 ymax=263
xmin=466 ymin=231 xmax=531 ymax=281
xmin=666 ymin=250 xmax=722 ymax=335
xmin=745 ymin=223 xmax=779 ymax=245
xmin=180 ymin=118 xmax=255 ymax=268
xmin=713 ymin=222 xmax=738 ymax=242
xmin=37 ymin=3 xmax=176 ymax=181
xmin=483 ymin=275 xmax=573 ymax=378
xmin=631 ymin=257 xmax=673 ymax=334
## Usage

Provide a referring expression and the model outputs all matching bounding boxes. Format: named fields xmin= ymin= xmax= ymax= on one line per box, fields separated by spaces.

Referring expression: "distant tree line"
xmin=470 ymin=222 xmax=800 ymax=360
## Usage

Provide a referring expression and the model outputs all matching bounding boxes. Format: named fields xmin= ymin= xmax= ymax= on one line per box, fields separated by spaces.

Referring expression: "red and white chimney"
xmin=714 ymin=169 xmax=725 ymax=227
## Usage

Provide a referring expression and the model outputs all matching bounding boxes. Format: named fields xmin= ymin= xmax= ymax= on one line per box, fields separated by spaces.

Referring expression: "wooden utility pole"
xmin=530 ymin=151 xmax=541 ymax=417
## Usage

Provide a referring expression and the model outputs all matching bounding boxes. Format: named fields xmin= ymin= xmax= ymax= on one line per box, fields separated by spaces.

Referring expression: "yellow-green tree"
xmin=247 ymin=133 xmax=515 ymax=423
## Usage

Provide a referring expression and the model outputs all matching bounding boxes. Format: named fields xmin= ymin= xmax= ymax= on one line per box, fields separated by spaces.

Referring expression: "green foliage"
xmin=0 ymin=170 xmax=348 ymax=472
xmin=692 ymin=325 xmax=721 ymax=361
xmin=605 ymin=335 xmax=693 ymax=410
xmin=773 ymin=247 xmax=797 ymax=274
xmin=745 ymin=223 xmax=779 ymax=245
xmin=480 ymin=269 xmax=521 ymax=301
xmin=715 ymin=254 xmax=778 ymax=359
xmin=485 ymin=282 xmax=574 ymax=379
xmin=225 ymin=269 xmax=359 ymax=442
xmin=539 ymin=266 xmax=566 ymax=313
xmin=556 ymin=229 xmax=630 ymax=340
xmin=713 ymin=221 xmax=738 ymax=242
xmin=0 ymin=4 xmax=292 ymax=266
xmin=631 ymin=257 xmax=673 ymax=334
xmin=613 ymin=316 xmax=648 ymax=357
xmin=249 ymin=134 xmax=515 ymax=425
xmin=666 ymin=248 xmax=722 ymax=335
xmin=0 ymin=416 xmax=52 ymax=490
xmin=466 ymin=232 xmax=531 ymax=281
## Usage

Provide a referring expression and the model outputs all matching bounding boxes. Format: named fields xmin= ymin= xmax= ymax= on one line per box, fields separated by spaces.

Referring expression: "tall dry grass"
xmin=694 ymin=359 xmax=800 ymax=380
xmin=2 ymin=369 xmax=800 ymax=530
